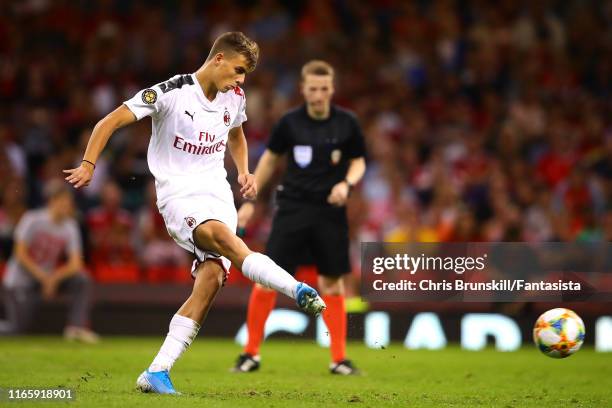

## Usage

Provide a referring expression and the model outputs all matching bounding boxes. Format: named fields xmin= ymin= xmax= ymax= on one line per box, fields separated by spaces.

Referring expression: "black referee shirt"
xmin=267 ymin=105 xmax=366 ymax=204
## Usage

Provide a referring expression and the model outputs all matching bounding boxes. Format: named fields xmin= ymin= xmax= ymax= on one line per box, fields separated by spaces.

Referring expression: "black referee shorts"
xmin=266 ymin=201 xmax=350 ymax=278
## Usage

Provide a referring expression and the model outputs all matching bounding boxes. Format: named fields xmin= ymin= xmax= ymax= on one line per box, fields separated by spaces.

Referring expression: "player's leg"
xmin=233 ymin=283 xmax=276 ymax=372
xmin=192 ymin=220 xmax=325 ymax=315
xmin=137 ymin=260 xmax=224 ymax=394
xmin=312 ymin=207 xmax=358 ymax=375
xmin=233 ymin=210 xmax=305 ymax=372
xmin=0 ymin=289 xmax=19 ymax=334
xmin=0 ymin=286 xmax=40 ymax=334
xmin=57 ymin=273 xmax=99 ymax=343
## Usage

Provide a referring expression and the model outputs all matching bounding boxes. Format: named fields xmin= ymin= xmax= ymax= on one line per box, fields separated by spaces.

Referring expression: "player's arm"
xmin=64 ymin=105 xmax=137 ymax=188
xmin=48 ymin=221 xmax=84 ymax=298
xmin=51 ymin=250 xmax=84 ymax=281
xmin=41 ymin=249 xmax=84 ymax=299
xmin=228 ymin=125 xmax=257 ymax=200
xmin=328 ymin=156 xmax=366 ymax=206
xmin=13 ymin=241 xmax=48 ymax=283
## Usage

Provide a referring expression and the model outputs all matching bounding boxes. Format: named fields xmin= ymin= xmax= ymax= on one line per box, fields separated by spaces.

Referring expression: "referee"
xmin=233 ymin=60 xmax=366 ymax=375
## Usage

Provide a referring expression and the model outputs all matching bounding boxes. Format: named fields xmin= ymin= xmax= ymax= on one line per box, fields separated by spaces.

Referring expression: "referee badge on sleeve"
xmin=293 ymin=145 xmax=312 ymax=168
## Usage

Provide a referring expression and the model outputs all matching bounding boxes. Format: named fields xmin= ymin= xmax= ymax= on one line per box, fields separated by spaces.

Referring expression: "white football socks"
xmin=149 ymin=314 xmax=200 ymax=372
xmin=241 ymin=253 xmax=298 ymax=299
xmin=148 ymin=254 xmax=298 ymax=372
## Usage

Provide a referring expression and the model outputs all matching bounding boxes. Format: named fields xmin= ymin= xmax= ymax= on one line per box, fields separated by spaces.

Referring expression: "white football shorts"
xmin=158 ymin=187 xmax=237 ymax=278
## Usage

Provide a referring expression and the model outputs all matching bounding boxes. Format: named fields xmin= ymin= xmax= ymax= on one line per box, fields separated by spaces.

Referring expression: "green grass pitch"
xmin=0 ymin=336 xmax=610 ymax=407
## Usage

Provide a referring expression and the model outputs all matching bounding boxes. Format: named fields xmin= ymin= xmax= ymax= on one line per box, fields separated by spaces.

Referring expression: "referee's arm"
xmin=236 ymin=149 xmax=282 ymax=230
xmin=328 ymin=156 xmax=366 ymax=206
xmin=345 ymin=157 xmax=366 ymax=187
xmin=252 ymin=149 xmax=282 ymax=191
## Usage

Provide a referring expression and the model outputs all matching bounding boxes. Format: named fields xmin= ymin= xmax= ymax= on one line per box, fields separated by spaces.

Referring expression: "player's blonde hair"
xmin=301 ymin=60 xmax=335 ymax=80
xmin=207 ymin=32 xmax=259 ymax=72
xmin=43 ymin=179 xmax=72 ymax=201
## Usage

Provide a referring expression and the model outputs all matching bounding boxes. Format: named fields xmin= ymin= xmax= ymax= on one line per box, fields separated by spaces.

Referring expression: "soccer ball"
xmin=533 ymin=308 xmax=585 ymax=358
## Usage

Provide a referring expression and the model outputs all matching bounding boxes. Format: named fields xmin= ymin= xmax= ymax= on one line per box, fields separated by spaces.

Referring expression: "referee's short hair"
xmin=301 ymin=60 xmax=334 ymax=80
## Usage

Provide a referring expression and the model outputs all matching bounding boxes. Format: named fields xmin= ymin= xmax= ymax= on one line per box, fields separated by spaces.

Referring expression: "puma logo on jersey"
xmin=185 ymin=110 xmax=195 ymax=121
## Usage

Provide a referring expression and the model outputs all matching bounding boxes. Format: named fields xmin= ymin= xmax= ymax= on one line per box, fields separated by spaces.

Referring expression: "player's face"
xmin=302 ymin=74 xmax=334 ymax=114
xmin=214 ymin=53 xmax=248 ymax=92
xmin=50 ymin=192 xmax=74 ymax=220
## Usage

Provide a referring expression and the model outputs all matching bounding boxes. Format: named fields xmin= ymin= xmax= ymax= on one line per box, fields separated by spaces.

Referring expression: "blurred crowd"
xmin=0 ymin=0 xmax=610 ymax=283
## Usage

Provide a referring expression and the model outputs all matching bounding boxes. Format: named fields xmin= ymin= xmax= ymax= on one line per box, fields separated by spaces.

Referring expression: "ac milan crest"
xmin=184 ymin=217 xmax=196 ymax=228
xmin=223 ymin=109 xmax=230 ymax=126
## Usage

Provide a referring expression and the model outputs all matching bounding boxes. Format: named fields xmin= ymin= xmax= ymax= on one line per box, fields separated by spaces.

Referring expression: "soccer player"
xmin=63 ymin=32 xmax=326 ymax=394
xmin=233 ymin=60 xmax=366 ymax=375
xmin=1 ymin=179 xmax=99 ymax=343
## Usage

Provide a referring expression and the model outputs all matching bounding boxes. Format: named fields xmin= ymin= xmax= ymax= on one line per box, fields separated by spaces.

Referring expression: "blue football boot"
xmin=296 ymin=282 xmax=326 ymax=316
xmin=136 ymin=369 xmax=179 ymax=395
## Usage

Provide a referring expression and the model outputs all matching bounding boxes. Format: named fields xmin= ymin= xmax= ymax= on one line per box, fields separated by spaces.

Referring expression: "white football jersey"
xmin=124 ymin=74 xmax=247 ymax=206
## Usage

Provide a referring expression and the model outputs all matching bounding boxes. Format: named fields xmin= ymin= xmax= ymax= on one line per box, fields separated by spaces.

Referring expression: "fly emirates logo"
xmin=173 ymin=131 xmax=226 ymax=156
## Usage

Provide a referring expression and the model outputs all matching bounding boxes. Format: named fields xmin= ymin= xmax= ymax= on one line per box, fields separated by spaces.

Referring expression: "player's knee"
xmin=194 ymin=261 xmax=224 ymax=291
xmin=62 ymin=273 xmax=91 ymax=292
xmin=318 ymin=276 xmax=344 ymax=295
xmin=255 ymin=283 xmax=274 ymax=292
xmin=73 ymin=273 xmax=92 ymax=287
xmin=209 ymin=264 xmax=225 ymax=289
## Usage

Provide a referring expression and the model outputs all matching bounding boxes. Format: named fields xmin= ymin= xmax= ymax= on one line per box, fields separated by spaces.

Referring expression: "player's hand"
xmin=63 ymin=162 xmax=95 ymax=189
xmin=237 ymin=201 xmax=255 ymax=228
xmin=238 ymin=173 xmax=257 ymax=200
xmin=327 ymin=181 xmax=350 ymax=207
xmin=42 ymin=276 xmax=59 ymax=300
